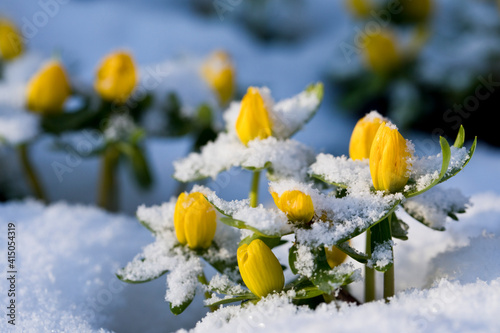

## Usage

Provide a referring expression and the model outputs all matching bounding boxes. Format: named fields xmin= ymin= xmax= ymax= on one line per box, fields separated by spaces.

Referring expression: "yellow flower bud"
xmin=349 ymin=112 xmax=385 ymax=160
xmin=235 ymin=87 xmax=272 ymax=145
xmin=237 ymin=239 xmax=284 ymax=298
xmin=174 ymin=192 xmax=217 ymax=250
xmin=94 ymin=51 xmax=137 ymax=104
xmin=325 ymin=245 xmax=348 ymax=269
xmin=345 ymin=0 xmax=376 ymax=19
xmin=0 ymin=18 xmax=23 ymax=61
xmin=201 ymin=50 xmax=235 ymax=106
xmin=26 ymin=60 xmax=71 ymax=115
xmin=362 ymin=30 xmax=401 ymax=75
xmin=272 ymin=190 xmax=314 ymax=224
xmin=369 ymin=122 xmax=412 ymax=193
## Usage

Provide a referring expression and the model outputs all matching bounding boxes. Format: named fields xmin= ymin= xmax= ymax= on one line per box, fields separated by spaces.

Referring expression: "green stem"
xmin=198 ymin=272 xmax=217 ymax=312
xmin=249 ymin=170 xmax=261 ymax=208
xmin=384 ymin=214 xmax=395 ymax=301
xmin=364 ymin=229 xmax=375 ymax=303
xmin=97 ymin=145 xmax=120 ymax=211
xmin=384 ymin=264 xmax=395 ymax=301
xmin=19 ymin=142 xmax=47 ymax=203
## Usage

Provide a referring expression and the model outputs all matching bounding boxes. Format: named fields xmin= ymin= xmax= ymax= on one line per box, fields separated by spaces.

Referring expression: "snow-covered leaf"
xmin=170 ymin=296 xmax=194 ymax=315
xmin=404 ymin=136 xmax=451 ymax=198
xmin=336 ymin=241 xmax=370 ymax=264
xmin=402 ymin=187 xmax=470 ymax=231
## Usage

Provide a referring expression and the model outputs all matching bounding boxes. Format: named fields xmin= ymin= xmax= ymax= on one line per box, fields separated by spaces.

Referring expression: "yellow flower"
xmin=345 ymin=0 xmax=376 ymax=18
xmin=362 ymin=30 xmax=401 ymax=75
xmin=325 ymin=245 xmax=348 ymax=269
xmin=174 ymin=192 xmax=217 ymax=250
xmin=201 ymin=50 xmax=235 ymax=106
xmin=349 ymin=112 xmax=385 ymax=160
xmin=235 ymin=87 xmax=272 ymax=145
xmin=0 ymin=18 xmax=23 ymax=61
xmin=237 ymin=239 xmax=284 ymax=298
xmin=369 ymin=122 xmax=412 ymax=193
xmin=26 ymin=60 xmax=71 ymax=115
xmin=271 ymin=190 xmax=314 ymax=224
xmin=94 ymin=51 xmax=137 ymax=104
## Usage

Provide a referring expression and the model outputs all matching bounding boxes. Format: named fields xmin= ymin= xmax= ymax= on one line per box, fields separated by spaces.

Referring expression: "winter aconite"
xmin=272 ymin=190 xmax=314 ymax=224
xmin=235 ymin=87 xmax=273 ymax=145
xmin=201 ymin=50 xmax=235 ymax=106
xmin=26 ymin=60 xmax=71 ymax=115
xmin=369 ymin=122 xmax=412 ymax=193
xmin=349 ymin=111 xmax=386 ymax=161
xmin=361 ymin=29 xmax=401 ymax=75
xmin=0 ymin=18 xmax=23 ymax=61
xmin=174 ymin=192 xmax=217 ymax=250
xmin=94 ymin=51 xmax=137 ymax=104
xmin=237 ymin=239 xmax=284 ymax=298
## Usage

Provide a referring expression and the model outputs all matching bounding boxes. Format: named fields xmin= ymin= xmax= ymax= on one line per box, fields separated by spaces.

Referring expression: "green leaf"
xmin=116 ymin=259 xmax=169 ymax=284
xmin=163 ymin=93 xmax=192 ymax=137
xmin=292 ymin=286 xmax=325 ymax=300
xmin=204 ymin=294 xmax=257 ymax=308
xmin=310 ymin=173 xmax=348 ymax=189
xmin=439 ymin=137 xmax=477 ymax=184
xmin=336 ymin=241 xmax=369 ymax=264
xmin=453 ymin=125 xmax=465 ymax=148
xmin=291 ymin=246 xmax=358 ymax=294
xmin=405 ymin=136 xmax=451 ymax=198
xmin=239 ymin=233 xmax=287 ymax=248
xmin=117 ymin=142 xmax=153 ymax=189
xmin=332 ymin=199 xmax=401 ymax=246
xmin=288 ymin=244 xmax=299 ymax=275
xmin=391 ymin=213 xmax=409 ymax=240
xmin=206 ymin=196 xmax=285 ymax=238
xmin=285 ymin=82 xmax=324 ymax=138
xmin=170 ymin=296 xmax=194 ymax=315
xmin=369 ymin=217 xmax=393 ymax=272
xmin=219 ymin=217 xmax=281 ymax=237
xmin=137 ymin=218 xmax=157 ymax=235
xmin=311 ymin=268 xmax=357 ymax=294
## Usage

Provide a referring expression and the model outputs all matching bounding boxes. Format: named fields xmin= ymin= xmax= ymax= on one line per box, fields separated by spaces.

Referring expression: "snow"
xmin=402 ymin=186 xmax=470 ymax=231
xmin=0 ymin=107 xmax=40 ymax=145
xmin=1 ymin=0 xmax=500 ymax=331
xmin=0 ymin=200 xmax=208 ymax=333
xmin=199 ymin=185 xmax=293 ymax=237
xmin=183 ymin=278 xmax=500 ymax=333
xmin=173 ymin=134 xmax=315 ymax=182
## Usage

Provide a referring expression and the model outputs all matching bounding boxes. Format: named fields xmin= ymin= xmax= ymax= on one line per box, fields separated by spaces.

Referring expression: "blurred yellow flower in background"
xmin=272 ymin=190 xmax=314 ymax=224
xmin=94 ymin=51 xmax=137 ymax=104
xmin=201 ymin=50 xmax=235 ymax=106
xmin=174 ymin=192 xmax=217 ymax=250
xmin=345 ymin=0 xmax=375 ymax=19
xmin=26 ymin=60 xmax=71 ymax=115
xmin=0 ymin=18 xmax=23 ymax=61
xmin=369 ymin=122 xmax=412 ymax=193
xmin=235 ymin=87 xmax=272 ymax=145
xmin=362 ymin=29 xmax=401 ymax=75
xmin=237 ymin=239 xmax=284 ymax=298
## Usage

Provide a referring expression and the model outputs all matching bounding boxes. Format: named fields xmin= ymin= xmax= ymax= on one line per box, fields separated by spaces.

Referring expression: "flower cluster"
xmin=119 ymin=84 xmax=476 ymax=313
xmin=0 ymin=16 xmax=236 ymax=209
